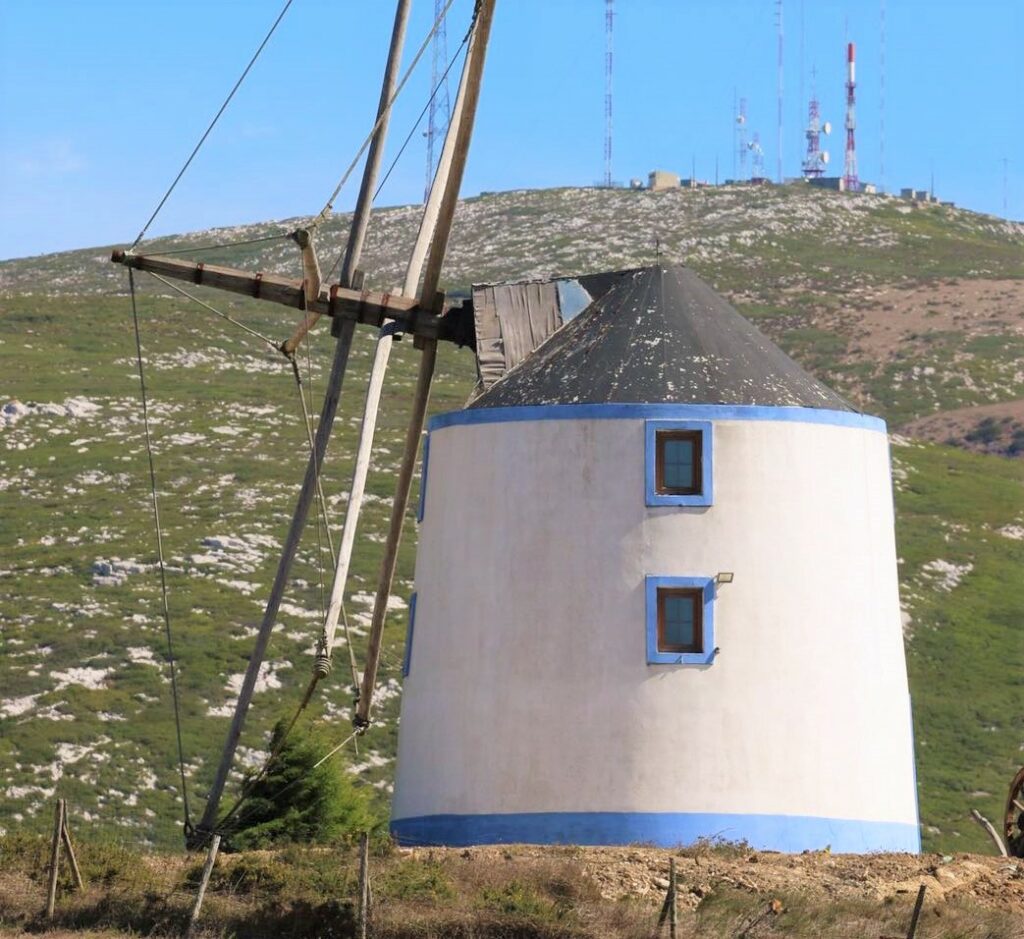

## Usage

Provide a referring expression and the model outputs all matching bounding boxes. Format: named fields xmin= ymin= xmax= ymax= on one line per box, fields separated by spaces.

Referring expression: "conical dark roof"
xmin=469 ymin=264 xmax=854 ymax=411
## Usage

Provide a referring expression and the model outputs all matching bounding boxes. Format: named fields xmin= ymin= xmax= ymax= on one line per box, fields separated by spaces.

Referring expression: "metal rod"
xmin=355 ymin=0 xmax=496 ymax=729
xmin=196 ymin=0 xmax=414 ymax=840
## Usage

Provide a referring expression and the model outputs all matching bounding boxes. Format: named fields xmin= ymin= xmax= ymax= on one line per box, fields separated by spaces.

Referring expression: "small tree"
xmin=225 ymin=719 xmax=378 ymax=850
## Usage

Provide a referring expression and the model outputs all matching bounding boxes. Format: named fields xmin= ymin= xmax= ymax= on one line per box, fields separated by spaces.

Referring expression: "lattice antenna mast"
xmin=736 ymin=95 xmax=748 ymax=180
xmin=750 ymin=131 xmax=765 ymax=178
xmin=802 ymin=67 xmax=829 ymax=178
xmin=604 ymin=0 xmax=614 ymax=187
xmin=776 ymin=0 xmax=784 ymax=183
xmin=424 ymin=0 xmax=452 ymax=201
xmin=843 ymin=42 xmax=860 ymax=191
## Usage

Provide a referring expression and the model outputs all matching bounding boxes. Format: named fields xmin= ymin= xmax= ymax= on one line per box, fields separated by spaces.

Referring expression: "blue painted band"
xmin=428 ymin=403 xmax=887 ymax=434
xmin=416 ymin=432 xmax=430 ymax=524
xmin=402 ymin=592 xmax=417 ymax=678
xmin=391 ymin=811 xmax=921 ymax=854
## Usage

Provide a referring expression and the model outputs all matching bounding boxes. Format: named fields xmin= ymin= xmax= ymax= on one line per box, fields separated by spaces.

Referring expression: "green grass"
xmin=1 ymin=184 xmax=1023 ymax=855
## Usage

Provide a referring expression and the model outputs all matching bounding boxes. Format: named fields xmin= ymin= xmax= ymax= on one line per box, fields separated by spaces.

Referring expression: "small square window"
xmin=646 ymin=575 xmax=716 ymax=665
xmin=645 ymin=420 xmax=713 ymax=507
xmin=656 ymin=431 xmax=702 ymax=495
xmin=657 ymin=588 xmax=703 ymax=653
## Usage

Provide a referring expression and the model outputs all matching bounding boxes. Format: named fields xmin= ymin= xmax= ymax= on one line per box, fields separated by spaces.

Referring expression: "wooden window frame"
xmin=644 ymin=420 xmax=713 ymax=508
xmin=655 ymin=430 xmax=703 ymax=496
xmin=645 ymin=575 xmax=716 ymax=666
xmin=656 ymin=587 xmax=704 ymax=654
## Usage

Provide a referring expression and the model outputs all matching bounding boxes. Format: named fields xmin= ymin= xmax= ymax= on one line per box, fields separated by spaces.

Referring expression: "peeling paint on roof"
xmin=470 ymin=264 xmax=854 ymax=412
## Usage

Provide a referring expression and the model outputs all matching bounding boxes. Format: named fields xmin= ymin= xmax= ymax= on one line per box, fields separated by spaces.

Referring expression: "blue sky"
xmin=1 ymin=0 xmax=1021 ymax=260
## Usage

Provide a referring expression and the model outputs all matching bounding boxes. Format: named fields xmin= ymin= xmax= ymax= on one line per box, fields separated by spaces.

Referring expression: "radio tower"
xmin=750 ymin=132 xmax=765 ymax=180
xmin=424 ymin=0 xmax=451 ymax=202
xmin=604 ymin=0 xmax=614 ymax=187
xmin=802 ymin=91 xmax=830 ymax=178
xmin=843 ymin=42 xmax=860 ymax=191
xmin=802 ymin=67 xmax=830 ymax=178
xmin=736 ymin=96 xmax=748 ymax=180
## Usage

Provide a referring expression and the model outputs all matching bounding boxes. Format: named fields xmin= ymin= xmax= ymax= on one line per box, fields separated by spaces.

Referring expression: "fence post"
xmin=60 ymin=804 xmax=84 ymax=891
xmin=669 ymin=856 xmax=677 ymax=939
xmin=906 ymin=884 xmax=926 ymax=939
xmin=358 ymin=831 xmax=370 ymax=939
xmin=45 ymin=799 xmax=64 ymax=919
xmin=185 ymin=833 xmax=221 ymax=939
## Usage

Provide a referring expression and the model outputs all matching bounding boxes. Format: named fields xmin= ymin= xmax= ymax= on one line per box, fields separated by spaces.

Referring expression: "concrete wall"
xmin=392 ymin=404 xmax=920 ymax=852
xmin=649 ymin=170 xmax=680 ymax=191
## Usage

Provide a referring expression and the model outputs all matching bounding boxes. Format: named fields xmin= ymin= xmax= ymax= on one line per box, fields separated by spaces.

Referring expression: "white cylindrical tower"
xmin=392 ymin=265 xmax=919 ymax=853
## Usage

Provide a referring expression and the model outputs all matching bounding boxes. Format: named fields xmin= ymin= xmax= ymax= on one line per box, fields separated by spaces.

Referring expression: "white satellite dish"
xmin=821 ymin=151 xmax=830 ymax=164
xmin=736 ymin=115 xmax=746 ymax=125
xmin=822 ymin=121 xmax=832 ymax=135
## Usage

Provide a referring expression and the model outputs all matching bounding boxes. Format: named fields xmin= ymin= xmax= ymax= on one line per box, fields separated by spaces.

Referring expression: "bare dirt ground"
xmin=406 ymin=844 xmax=1024 ymax=914
xmin=903 ymin=398 xmax=1024 ymax=449
xmin=844 ymin=278 xmax=1024 ymax=361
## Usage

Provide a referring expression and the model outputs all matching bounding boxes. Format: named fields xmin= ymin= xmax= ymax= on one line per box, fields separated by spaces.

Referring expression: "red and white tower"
xmin=843 ymin=42 xmax=860 ymax=191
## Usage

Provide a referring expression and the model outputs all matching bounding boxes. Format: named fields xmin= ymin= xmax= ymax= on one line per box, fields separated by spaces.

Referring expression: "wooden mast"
xmin=191 ymin=0 xmax=413 ymax=844
xmin=317 ymin=0 xmax=489 ymax=674
xmin=355 ymin=0 xmax=496 ymax=729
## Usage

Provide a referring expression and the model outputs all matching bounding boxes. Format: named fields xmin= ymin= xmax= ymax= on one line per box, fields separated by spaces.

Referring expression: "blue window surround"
xmin=645 ymin=419 xmax=713 ymax=507
xmin=416 ymin=432 xmax=430 ymax=523
xmin=402 ymin=592 xmax=417 ymax=678
xmin=646 ymin=576 xmax=716 ymax=665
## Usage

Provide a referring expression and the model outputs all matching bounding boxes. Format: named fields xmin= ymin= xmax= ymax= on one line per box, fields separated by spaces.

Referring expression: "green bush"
xmin=222 ymin=720 xmax=378 ymax=850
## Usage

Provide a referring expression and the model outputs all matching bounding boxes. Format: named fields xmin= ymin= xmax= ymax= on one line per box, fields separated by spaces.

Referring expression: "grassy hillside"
xmin=1 ymin=184 xmax=1022 ymax=854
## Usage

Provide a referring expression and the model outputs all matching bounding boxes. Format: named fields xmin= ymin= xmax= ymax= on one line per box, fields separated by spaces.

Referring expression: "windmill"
xmin=112 ymin=0 xmax=497 ymax=848
xmin=112 ymin=0 xmax=920 ymax=858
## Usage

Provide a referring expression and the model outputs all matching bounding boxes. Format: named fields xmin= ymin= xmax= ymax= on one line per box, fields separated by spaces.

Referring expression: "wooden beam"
xmin=110 ymin=250 xmax=436 ymax=339
xmin=355 ymin=0 xmax=496 ymax=729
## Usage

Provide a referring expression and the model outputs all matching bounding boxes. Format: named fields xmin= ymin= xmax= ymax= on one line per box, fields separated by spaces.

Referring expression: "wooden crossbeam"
xmin=110 ymin=250 xmax=442 ymax=341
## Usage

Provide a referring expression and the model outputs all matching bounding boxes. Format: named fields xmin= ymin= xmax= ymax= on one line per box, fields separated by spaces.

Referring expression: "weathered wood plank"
xmin=110 ymin=250 xmax=435 ymax=338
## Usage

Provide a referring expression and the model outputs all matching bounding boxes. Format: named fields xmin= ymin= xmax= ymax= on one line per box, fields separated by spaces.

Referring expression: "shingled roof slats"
xmin=469 ymin=264 xmax=854 ymax=412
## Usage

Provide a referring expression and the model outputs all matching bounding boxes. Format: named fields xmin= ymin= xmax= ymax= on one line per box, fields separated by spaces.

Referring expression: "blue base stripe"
xmin=391 ymin=811 xmax=920 ymax=854
xmin=429 ymin=403 xmax=887 ymax=434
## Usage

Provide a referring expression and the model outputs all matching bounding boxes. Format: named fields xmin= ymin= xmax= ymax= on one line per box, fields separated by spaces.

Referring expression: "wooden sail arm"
xmin=109 ymin=250 xmax=439 ymax=340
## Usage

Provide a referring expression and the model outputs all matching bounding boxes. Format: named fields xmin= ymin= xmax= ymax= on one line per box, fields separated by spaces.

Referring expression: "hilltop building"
xmin=648 ymin=170 xmax=680 ymax=191
xmin=392 ymin=264 xmax=920 ymax=853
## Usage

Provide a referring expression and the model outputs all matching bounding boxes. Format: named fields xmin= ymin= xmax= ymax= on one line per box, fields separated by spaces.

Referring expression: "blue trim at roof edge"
xmin=391 ymin=811 xmax=920 ymax=854
xmin=429 ymin=403 xmax=887 ymax=434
